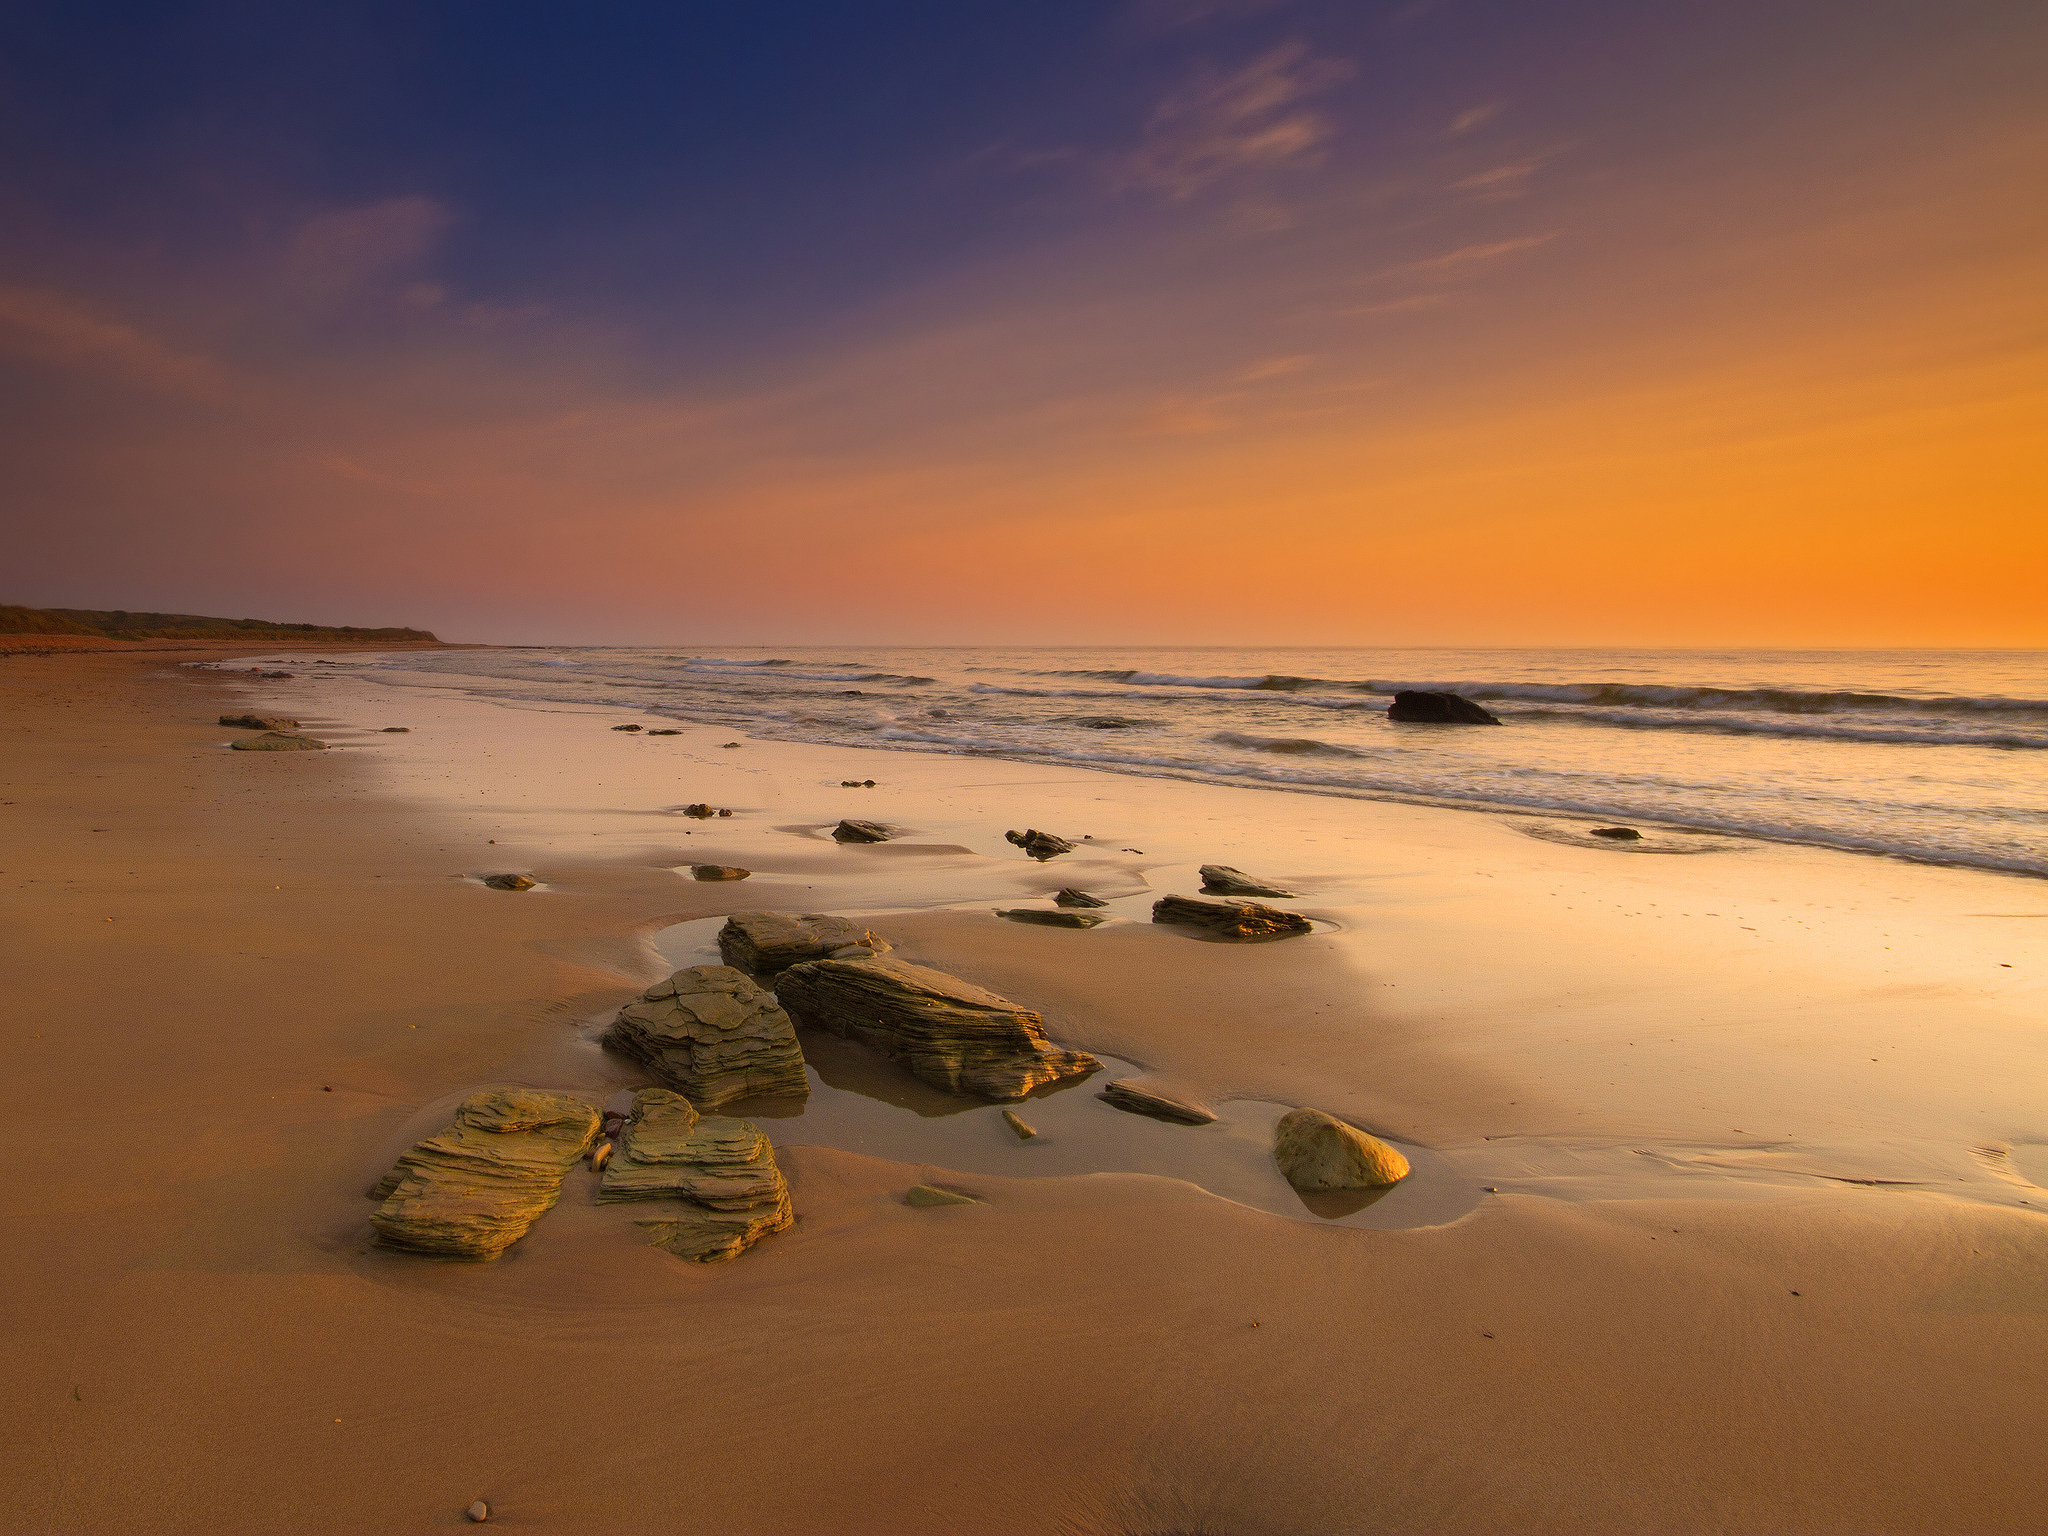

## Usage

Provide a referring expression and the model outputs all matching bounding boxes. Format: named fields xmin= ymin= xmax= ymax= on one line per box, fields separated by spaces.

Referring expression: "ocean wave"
xmin=1516 ymin=706 xmax=2048 ymax=749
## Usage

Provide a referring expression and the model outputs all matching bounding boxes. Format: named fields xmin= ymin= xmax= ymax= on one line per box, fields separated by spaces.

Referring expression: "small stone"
xmin=1590 ymin=826 xmax=1643 ymax=841
xmin=482 ymin=873 xmax=537 ymax=891
xmin=906 ymin=1184 xmax=977 ymax=1207
xmin=1054 ymin=889 xmax=1108 ymax=908
xmin=1004 ymin=828 xmax=1077 ymax=859
xmin=230 ymin=731 xmax=327 ymax=751
xmin=1273 ymin=1107 xmax=1409 ymax=1190
xmin=612 ymin=724 xmax=643 ymax=731
xmin=691 ymin=865 xmax=751 ymax=881
xmin=467 ymin=1500 xmax=490 ymax=1522
xmin=381 ymin=726 xmax=410 ymax=732
xmin=1002 ymin=1110 xmax=1037 ymax=1140
xmin=832 ymin=818 xmax=891 ymax=843
xmin=717 ymin=808 xmax=731 ymax=817
xmin=995 ymin=908 xmax=1104 ymax=928
xmin=721 ymin=742 xmax=742 ymax=748
xmin=1099 ymin=1080 xmax=1217 ymax=1125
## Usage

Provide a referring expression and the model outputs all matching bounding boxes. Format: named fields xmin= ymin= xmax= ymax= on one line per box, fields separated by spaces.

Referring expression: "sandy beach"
xmin=4 ymin=647 xmax=2045 ymax=1535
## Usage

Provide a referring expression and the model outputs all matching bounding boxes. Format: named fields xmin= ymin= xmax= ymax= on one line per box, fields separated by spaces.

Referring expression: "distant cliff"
xmin=0 ymin=605 xmax=438 ymax=642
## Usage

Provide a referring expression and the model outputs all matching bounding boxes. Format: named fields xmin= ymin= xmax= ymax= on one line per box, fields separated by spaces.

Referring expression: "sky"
xmin=1 ymin=0 xmax=2042 ymax=646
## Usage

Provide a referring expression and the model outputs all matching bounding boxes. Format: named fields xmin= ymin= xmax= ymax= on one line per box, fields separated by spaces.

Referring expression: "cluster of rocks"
xmin=1005 ymin=828 xmax=1076 ymax=859
xmin=596 ymin=1089 xmax=793 ymax=1262
xmin=1387 ymin=690 xmax=1500 ymax=725
xmin=832 ymin=818 xmax=891 ymax=842
xmin=683 ymin=803 xmax=733 ymax=818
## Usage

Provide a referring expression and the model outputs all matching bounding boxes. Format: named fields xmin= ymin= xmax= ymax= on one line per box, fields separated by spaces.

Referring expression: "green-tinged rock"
xmin=231 ymin=731 xmax=326 ymax=751
xmin=219 ymin=713 xmax=297 ymax=729
xmin=599 ymin=1089 xmax=792 ymax=1262
xmin=906 ymin=1184 xmax=978 ymax=1207
xmin=369 ymin=1088 xmax=600 ymax=1260
xmin=1152 ymin=894 xmax=1312 ymax=940
xmin=1273 ymin=1107 xmax=1409 ymax=1190
xmin=606 ymin=964 xmax=807 ymax=1110
xmin=717 ymin=911 xmax=888 ymax=974
xmin=482 ymin=873 xmax=536 ymax=891
xmin=1001 ymin=1110 xmax=1037 ymax=1140
xmin=776 ymin=955 xmax=1099 ymax=1101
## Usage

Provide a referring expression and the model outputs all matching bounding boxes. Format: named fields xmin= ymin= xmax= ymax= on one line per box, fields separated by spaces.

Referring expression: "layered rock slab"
xmin=231 ymin=731 xmax=326 ymax=751
xmin=597 ymin=1089 xmax=792 ymax=1262
xmin=369 ymin=1088 xmax=600 ymax=1260
xmin=607 ymin=964 xmax=808 ymax=1110
xmin=777 ymin=956 xmax=1099 ymax=1100
xmin=1152 ymin=894 xmax=1313 ymax=939
xmin=1199 ymin=864 xmax=1297 ymax=898
xmin=717 ymin=911 xmax=887 ymax=974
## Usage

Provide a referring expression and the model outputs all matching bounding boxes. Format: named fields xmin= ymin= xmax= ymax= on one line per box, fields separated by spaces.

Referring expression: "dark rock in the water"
xmin=220 ymin=713 xmax=297 ymax=730
xmin=777 ymin=956 xmax=1099 ymax=1101
xmin=690 ymin=864 xmax=750 ymax=881
xmin=381 ymin=726 xmax=410 ymax=732
xmin=996 ymin=908 xmax=1105 ymax=929
xmin=717 ymin=911 xmax=888 ymax=974
xmin=1273 ymin=1107 xmax=1409 ymax=1189
xmin=1590 ymin=826 xmax=1643 ymax=841
xmin=369 ymin=1088 xmax=600 ymax=1259
xmin=1099 ymin=1080 xmax=1218 ymax=1125
xmin=1386 ymin=690 xmax=1501 ymax=725
xmin=1152 ymin=894 xmax=1313 ymax=940
xmin=230 ymin=731 xmax=326 ymax=751
xmin=612 ymin=724 xmax=643 ymax=732
xmin=1199 ymin=864 xmax=1297 ymax=898
xmin=482 ymin=873 xmax=537 ymax=891
xmin=1071 ymin=716 xmax=1141 ymax=730
xmin=607 ymin=966 xmax=806 ymax=1110
xmin=597 ymin=1089 xmax=793 ymax=1262
xmin=1005 ymin=828 xmax=1077 ymax=860
xmin=906 ymin=1184 xmax=978 ymax=1207
xmin=832 ymin=818 xmax=891 ymax=843
xmin=1054 ymin=888 xmax=1108 ymax=908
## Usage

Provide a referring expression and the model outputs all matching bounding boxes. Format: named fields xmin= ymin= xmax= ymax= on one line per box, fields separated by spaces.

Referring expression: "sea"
xmin=352 ymin=646 xmax=2048 ymax=880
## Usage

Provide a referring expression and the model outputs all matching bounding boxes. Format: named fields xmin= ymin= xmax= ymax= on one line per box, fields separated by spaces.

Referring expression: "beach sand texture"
xmin=2 ymin=649 xmax=2045 ymax=1534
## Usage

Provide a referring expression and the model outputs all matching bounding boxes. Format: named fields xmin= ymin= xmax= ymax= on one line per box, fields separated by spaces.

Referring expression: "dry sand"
xmin=2 ymin=649 xmax=2044 ymax=1534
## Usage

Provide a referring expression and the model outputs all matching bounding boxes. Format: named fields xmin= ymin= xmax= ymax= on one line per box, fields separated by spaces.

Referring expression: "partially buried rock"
xmin=777 ymin=956 xmax=1099 ymax=1100
xmin=718 ymin=911 xmax=888 ymax=974
xmin=647 ymin=728 xmax=681 ymax=735
xmin=1054 ymin=888 xmax=1108 ymax=908
xmin=1386 ymin=690 xmax=1501 ymax=725
xmin=231 ymin=731 xmax=326 ymax=751
xmin=612 ymin=724 xmax=643 ymax=732
xmin=832 ymin=818 xmax=891 ymax=843
xmin=598 ymin=1089 xmax=792 ymax=1262
xmin=1273 ymin=1107 xmax=1409 ymax=1190
xmin=1199 ymin=864 xmax=1297 ymax=898
xmin=1100 ymin=1079 xmax=1217 ymax=1125
xmin=682 ymin=803 xmax=723 ymax=818
xmin=1005 ymin=828 xmax=1076 ymax=859
xmin=369 ymin=1088 xmax=599 ymax=1260
xmin=482 ymin=873 xmax=537 ymax=891
xmin=1152 ymin=894 xmax=1312 ymax=939
xmin=906 ymin=1184 xmax=977 ymax=1207
xmin=691 ymin=864 xmax=750 ymax=881
xmin=219 ymin=713 xmax=297 ymax=730
xmin=381 ymin=726 xmax=410 ymax=732
xmin=606 ymin=964 xmax=807 ymax=1110
xmin=1590 ymin=826 xmax=1643 ymax=841
xmin=995 ymin=908 xmax=1104 ymax=929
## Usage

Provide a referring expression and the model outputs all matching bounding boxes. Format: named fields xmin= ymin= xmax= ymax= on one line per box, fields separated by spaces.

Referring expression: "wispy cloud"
xmin=1448 ymin=100 xmax=1506 ymax=135
xmin=0 ymin=286 xmax=228 ymax=398
xmin=1453 ymin=160 xmax=1542 ymax=192
xmin=1119 ymin=41 xmax=1352 ymax=200
xmin=282 ymin=196 xmax=454 ymax=299
xmin=1403 ymin=232 xmax=1558 ymax=272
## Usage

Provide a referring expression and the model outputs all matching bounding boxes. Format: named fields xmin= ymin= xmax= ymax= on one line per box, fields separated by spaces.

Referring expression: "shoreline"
xmin=3 ymin=647 xmax=2044 ymax=1533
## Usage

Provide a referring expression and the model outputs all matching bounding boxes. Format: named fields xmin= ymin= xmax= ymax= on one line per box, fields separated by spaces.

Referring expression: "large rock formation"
xmin=1005 ymin=828 xmax=1076 ymax=859
xmin=717 ymin=911 xmax=889 ymax=974
xmin=1272 ymin=1107 xmax=1410 ymax=1190
xmin=832 ymin=818 xmax=892 ymax=843
xmin=777 ymin=956 xmax=1099 ymax=1100
xmin=1151 ymin=894 xmax=1313 ymax=939
xmin=607 ymin=964 xmax=808 ymax=1109
xmin=219 ymin=713 xmax=297 ymax=729
xmin=369 ymin=1088 xmax=601 ymax=1260
xmin=231 ymin=731 xmax=326 ymax=751
xmin=597 ymin=1089 xmax=792 ymax=1262
xmin=1386 ymin=690 xmax=1501 ymax=725
xmin=1198 ymin=865 xmax=1297 ymax=898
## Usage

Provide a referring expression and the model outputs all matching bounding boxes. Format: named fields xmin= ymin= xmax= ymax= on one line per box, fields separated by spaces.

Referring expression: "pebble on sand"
xmin=467 ymin=1500 xmax=490 ymax=1522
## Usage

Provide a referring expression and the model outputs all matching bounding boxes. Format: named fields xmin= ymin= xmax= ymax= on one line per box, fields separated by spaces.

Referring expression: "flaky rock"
xmin=219 ymin=713 xmax=297 ymax=729
xmin=231 ymin=731 xmax=326 ymax=751
xmin=369 ymin=1088 xmax=600 ymax=1260
xmin=832 ymin=818 xmax=892 ymax=843
xmin=1054 ymin=888 xmax=1107 ymax=908
xmin=1151 ymin=894 xmax=1312 ymax=939
xmin=1198 ymin=865 xmax=1297 ymax=898
xmin=777 ymin=956 xmax=1099 ymax=1101
xmin=1005 ymin=828 xmax=1076 ymax=859
xmin=717 ymin=911 xmax=888 ymax=974
xmin=597 ymin=1089 xmax=792 ymax=1262
xmin=1099 ymin=1080 xmax=1217 ymax=1125
xmin=607 ymin=964 xmax=807 ymax=1109
xmin=1273 ymin=1107 xmax=1409 ymax=1190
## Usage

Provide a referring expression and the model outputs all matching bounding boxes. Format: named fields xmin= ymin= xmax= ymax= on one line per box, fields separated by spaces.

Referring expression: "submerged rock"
xmin=717 ymin=911 xmax=888 ymax=974
xmin=832 ymin=818 xmax=892 ymax=843
xmin=1005 ymin=828 xmax=1077 ymax=859
xmin=995 ymin=908 xmax=1104 ymax=929
xmin=1590 ymin=826 xmax=1643 ymax=841
xmin=906 ymin=1184 xmax=977 ymax=1207
xmin=1054 ymin=888 xmax=1108 ymax=908
xmin=1151 ymin=894 xmax=1313 ymax=939
xmin=1386 ymin=690 xmax=1501 ymax=725
xmin=1198 ymin=864 xmax=1297 ymax=898
xmin=369 ymin=1088 xmax=600 ymax=1260
xmin=1273 ymin=1107 xmax=1409 ymax=1190
xmin=606 ymin=964 xmax=807 ymax=1110
xmin=482 ymin=873 xmax=537 ymax=891
xmin=230 ymin=731 xmax=326 ymax=751
xmin=777 ymin=956 xmax=1099 ymax=1101
xmin=598 ymin=1089 xmax=793 ymax=1262
xmin=219 ymin=713 xmax=297 ymax=730
xmin=690 ymin=864 xmax=751 ymax=881
xmin=1099 ymin=1080 xmax=1217 ymax=1125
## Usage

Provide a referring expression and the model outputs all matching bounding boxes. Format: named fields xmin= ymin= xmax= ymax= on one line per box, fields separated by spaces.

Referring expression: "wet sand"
xmin=2 ymin=649 xmax=2044 ymax=1534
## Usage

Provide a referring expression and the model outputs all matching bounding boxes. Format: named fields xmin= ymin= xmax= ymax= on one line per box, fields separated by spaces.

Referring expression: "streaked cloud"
xmin=1119 ymin=41 xmax=1352 ymax=200
xmin=1449 ymin=100 xmax=1506 ymax=135
xmin=0 ymin=286 xmax=227 ymax=398
xmin=282 ymin=196 xmax=454 ymax=300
